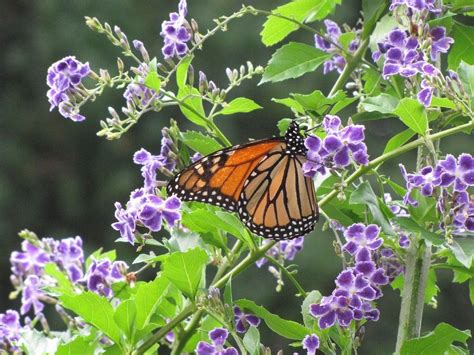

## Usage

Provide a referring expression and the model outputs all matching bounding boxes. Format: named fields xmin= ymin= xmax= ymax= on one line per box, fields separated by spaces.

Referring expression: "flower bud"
xmin=198 ymin=71 xmax=208 ymax=94
xmin=187 ymin=64 xmax=195 ymax=86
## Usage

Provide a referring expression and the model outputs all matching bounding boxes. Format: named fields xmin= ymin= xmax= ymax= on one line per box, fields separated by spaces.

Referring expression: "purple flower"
xmin=0 ymin=310 xmax=22 ymax=352
xmin=256 ymin=237 xmax=305 ymax=268
xmin=112 ymin=188 xmax=182 ymax=244
xmin=434 ymin=154 xmax=474 ymax=192
xmin=383 ymin=193 xmax=409 ymax=217
xmin=21 ymin=275 xmax=45 ymax=315
xmin=374 ymin=29 xmax=425 ymax=79
xmin=453 ymin=192 xmax=474 ymax=233
xmin=302 ymin=334 xmax=320 ymax=355
xmin=303 ymin=115 xmax=369 ymax=178
xmin=10 ymin=241 xmax=50 ymax=278
xmin=310 ymin=295 xmax=355 ymax=329
xmin=418 ymin=79 xmax=434 ymax=107
xmin=123 ymin=63 xmax=159 ymax=108
xmin=343 ymin=224 xmax=383 ymax=256
xmin=335 ymin=270 xmax=377 ymax=302
xmin=398 ymin=234 xmax=411 ymax=248
xmin=84 ymin=259 xmax=127 ymax=297
xmin=233 ymin=306 xmax=260 ymax=333
xmin=429 ymin=27 xmax=454 ymax=61
xmin=314 ymin=20 xmax=359 ymax=74
xmin=46 ymin=56 xmax=90 ymax=121
xmin=196 ymin=328 xmax=238 ymax=355
xmin=160 ymin=0 xmax=192 ymax=59
xmin=52 ymin=236 xmax=84 ymax=283
xmin=390 ymin=0 xmax=441 ymax=13
xmin=378 ymin=248 xmax=404 ymax=280
xmin=400 ymin=164 xmax=439 ymax=206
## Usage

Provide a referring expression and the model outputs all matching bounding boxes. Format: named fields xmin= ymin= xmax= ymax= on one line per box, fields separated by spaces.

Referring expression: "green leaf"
xmin=114 ymin=299 xmax=136 ymax=341
xmin=394 ymin=98 xmax=428 ymax=135
xmin=144 ymin=70 xmax=161 ymax=92
xmin=292 ymin=89 xmax=346 ymax=113
xmin=430 ymin=97 xmax=457 ymax=109
xmin=361 ymin=94 xmax=399 ymax=114
xmin=56 ymin=336 xmax=97 ymax=355
xmin=338 ymin=32 xmax=356 ymax=50
xmin=243 ymin=326 xmax=260 ymax=355
xmin=44 ymin=262 xmax=75 ymax=296
xmin=301 ymin=290 xmax=322 ymax=328
xmin=176 ymin=56 xmax=193 ymax=89
xmin=362 ymin=0 xmax=389 ymax=39
xmin=218 ymin=97 xmax=262 ymax=115
xmin=224 ymin=277 xmax=233 ymax=307
xmin=60 ymin=292 xmax=122 ymax=344
xmin=181 ymin=131 xmax=223 ymax=155
xmin=469 ymin=279 xmax=474 ymax=305
xmin=393 ymin=217 xmax=443 ymax=246
xmin=135 ymin=276 xmax=170 ymax=330
xmin=350 ymin=181 xmax=394 ymax=235
xmin=449 ymin=237 xmax=474 ymax=268
xmin=449 ymin=22 xmax=474 ymax=69
xmin=272 ymin=98 xmax=305 ymax=114
xmin=162 ymin=248 xmax=208 ymax=298
xmin=177 ymin=85 xmax=207 ymax=127
xmin=260 ymin=0 xmax=341 ymax=46
xmin=383 ymin=128 xmax=416 ymax=154
xmin=401 ymin=323 xmax=471 ymax=355
xmin=260 ymin=42 xmax=331 ymax=84
xmin=235 ymin=299 xmax=310 ymax=340
xmin=458 ymin=61 xmax=474 ymax=107
xmin=391 ymin=270 xmax=439 ymax=305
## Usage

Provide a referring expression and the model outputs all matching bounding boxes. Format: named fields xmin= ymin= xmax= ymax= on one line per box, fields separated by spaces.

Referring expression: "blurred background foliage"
xmin=0 ymin=0 xmax=472 ymax=353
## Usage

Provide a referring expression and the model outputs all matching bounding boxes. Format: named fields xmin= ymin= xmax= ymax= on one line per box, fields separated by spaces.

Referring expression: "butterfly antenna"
xmin=304 ymin=123 xmax=322 ymax=134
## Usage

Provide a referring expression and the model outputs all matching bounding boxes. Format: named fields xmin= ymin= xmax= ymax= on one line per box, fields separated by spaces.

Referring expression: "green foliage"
xmin=457 ymin=61 xmax=474 ymax=108
xmin=362 ymin=0 xmax=389 ymax=39
xmin=260 ymin=0 xmax=341 ymax=46
xmin=218 ymin=97 xmax=262 ymax=115
xmin=134 ymin=277 xmax=170 ymax=330
xmin=394 ymin=98 xmax=428 ymax=135
xmin=235 ymin=299 xmax=310 ymax=340
xmin=449 ymin=237 xmax=474 ymax=268
xmin=181 ymin=131 xmax=223 ymax=155
xmin=243 ymin=326 xmax=261 ymax=354
xmin=261 ymin=42 xmax=331 ymax=83
xmin=56 ymin=336 xmax=97 ymax=355
xmin=449 ymin=22 xmax=474 ymax=69
xmin=360 ymin=93 xmax=399 ymax=114
xmin=393 ymin=217 xmax=443 ymax=246
xmin=401 ymin=323 xmax=471 ymax=354
xmin=383 ymin=129 xmax=416 ymax=154
xmin=162 ymin=247 xmax=208 ymax=299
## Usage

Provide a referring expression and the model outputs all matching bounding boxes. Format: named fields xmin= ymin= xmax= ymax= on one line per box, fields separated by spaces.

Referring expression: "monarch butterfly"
xmin=167 ymin=121 xmax=319 ymax=240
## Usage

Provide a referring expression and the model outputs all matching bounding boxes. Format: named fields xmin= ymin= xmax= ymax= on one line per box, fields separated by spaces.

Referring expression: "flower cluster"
xmin=123 ymin=63 xmax=160 ymax=109
xmin=196 ymin=328 xmax=238 ymax=355
xmin=160 ymin=0 xmax=192 ymax=59
xmin=113 ymin=189 xmax=181 ymax=244
xmin=401 ymin=153 xmax=474 ymax=232
xmin=310 ymin=224 xmax=389 ymax=329
xmin=315 ymin=20 xmax=359 ymax=74
xmin=303 ymin=115 xmax=369 ymax=179
xmin=0 ymin=310 xmax=22 ymax=352
xmin=9 ymin=236 xmax=127 ymax=317
xmin=84 ymin=259 xmax=128 ymax=297
xmin=373 ymin=2 xmax=453 ymax=107
xmin=46 ymin=56 xmax=90 ymax=121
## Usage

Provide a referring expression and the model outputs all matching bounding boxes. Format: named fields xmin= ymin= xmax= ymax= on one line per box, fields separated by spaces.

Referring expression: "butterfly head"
xmin=284 ymin=121 xmax=306 ymax=156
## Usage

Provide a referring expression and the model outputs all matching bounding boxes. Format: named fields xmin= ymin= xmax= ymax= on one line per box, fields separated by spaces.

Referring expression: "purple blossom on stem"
xmin=302 ymin=334 xmax=320 ymax=355
xmin=112 ymin=188 xmax=182 ymax=244
xmin=233 ymin=306 xmax=260 ymax=333
xmin=256 ymin=237 xmax=304 ymax=268
xmin=389 ymin=0 xmax=441 ymax=14
xmin=343 ymin=224 xmax=383 ymax=256
xmin=196 ymin=328 xmax=238 ymax=355
xmin=453 ymin=192 xmax=474 ymax=233
xmin=429 ymin=27 xmax=454 ymax=61
xmin=123 ymin=64 xmax=159 ymax=108
xmin=314 ymin=20 xmax=359 ymax=74
xmin=52 ymin=236 xmax=84 ymax=283
xmin=0 ymin=310 xmax=22 ymax=352
xmin=434 ymin=154 xmax=474 ymax=192
xmin=161 ymin=0 xmax=192 ymax=59
xmin=46 ymin=56 xmax=90 ymax=122
xmin=84 ymin=259 xmax=127 ymax=297
xmin=21 ymin=275 xmax=45 ymax=315
xmin=303 ymin=115 xmax=369 ymax=179
xmin=10 ymin=241 xmax=51 ymax=278
xmin=310 ymin=294 xmax=355 ymax=328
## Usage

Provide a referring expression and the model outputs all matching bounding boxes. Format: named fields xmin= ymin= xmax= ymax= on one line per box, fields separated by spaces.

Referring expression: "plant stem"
xmin=172 ymin=310 xmax=204 ymax=355
xmin=135 ymin=303 xmax=195 ymax=354
xmin=329 ymin=38 xmax=369 ymax=96
xmin=265 ymin=255 xmax=307 ymax=297
xmin=395 ymin=240 xmax=432 ymax=353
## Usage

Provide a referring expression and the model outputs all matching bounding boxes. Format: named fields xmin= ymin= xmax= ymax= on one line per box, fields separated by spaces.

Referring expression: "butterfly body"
xmin=167 ymin=122 xmax=319 ymax=240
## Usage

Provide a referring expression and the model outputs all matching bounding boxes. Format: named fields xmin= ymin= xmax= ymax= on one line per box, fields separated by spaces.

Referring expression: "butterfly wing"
xmin=166 ymin=138 xmax=283 ymax=211
xmin=238 ymin=148 xmax=319 ymax=240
